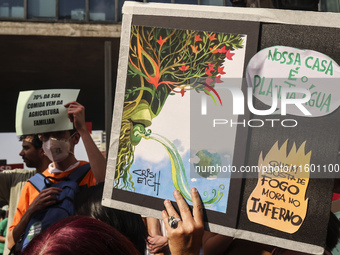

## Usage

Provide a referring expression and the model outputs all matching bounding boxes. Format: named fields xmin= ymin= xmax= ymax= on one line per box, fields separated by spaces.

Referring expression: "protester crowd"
xmin=0 ymin=99 xmax=338 ymax=255
xmin=2 ymin=0 xmax=339 ymax=254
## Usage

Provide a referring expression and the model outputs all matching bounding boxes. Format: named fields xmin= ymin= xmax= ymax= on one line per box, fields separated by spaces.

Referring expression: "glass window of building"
xmin=147 ymin=0 xmax=172 ymax=2
xmin=119 ymin=0 xmax=124 ymax=22
xmin=59 ymin=0 xmax=86 ymax=20
xmin=201 ymin=0 xmax=225 ymax=5
xmin=89 ymin=0 xmax=115 ymax=21
xmin=28 ymin=0 xmax=56 ymax=19
xmin=0 ymin=0 xmax=24 ymax=18
xmin=175 ymin=0 xmax=198 ymax=4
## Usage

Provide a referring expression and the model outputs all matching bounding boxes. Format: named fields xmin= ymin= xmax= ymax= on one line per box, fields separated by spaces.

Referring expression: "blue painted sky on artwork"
xmin=125 ymin=149 xmax=231 ymax=213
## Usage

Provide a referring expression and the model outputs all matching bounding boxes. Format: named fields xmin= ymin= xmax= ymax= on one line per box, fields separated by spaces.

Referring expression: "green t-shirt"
xmin=0 ymin=218 xmax=8 ymax=254
xmin=331 ymin=211 xmax=340 ymax=255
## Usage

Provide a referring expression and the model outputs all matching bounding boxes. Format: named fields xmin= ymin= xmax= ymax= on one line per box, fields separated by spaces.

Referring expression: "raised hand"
xmin=64 ymin=101 xmax=86 ymax=133
xmin=161 ymin=188 xmax=204 ymax=255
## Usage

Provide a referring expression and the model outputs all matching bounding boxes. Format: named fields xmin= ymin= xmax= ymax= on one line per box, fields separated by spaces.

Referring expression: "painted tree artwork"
xmin=114 ymin=25 xmax=246 ymax=212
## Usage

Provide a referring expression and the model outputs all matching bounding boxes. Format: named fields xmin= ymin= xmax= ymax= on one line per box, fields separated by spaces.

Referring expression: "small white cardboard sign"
xmin=15 ymin=89 xmax=80 ymax=135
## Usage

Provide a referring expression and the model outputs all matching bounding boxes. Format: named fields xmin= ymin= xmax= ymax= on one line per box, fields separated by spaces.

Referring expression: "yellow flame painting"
xmin=246 ymin=140 xmax=311 ymax=233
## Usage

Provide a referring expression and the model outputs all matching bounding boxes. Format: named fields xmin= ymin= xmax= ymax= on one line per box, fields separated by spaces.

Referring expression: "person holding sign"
xmin=7 ymin=101 xmax=106 ymax=252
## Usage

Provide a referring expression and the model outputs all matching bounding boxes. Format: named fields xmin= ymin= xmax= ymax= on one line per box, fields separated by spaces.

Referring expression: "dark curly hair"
xmin=19 ymin=135 xmax=42 ymax=149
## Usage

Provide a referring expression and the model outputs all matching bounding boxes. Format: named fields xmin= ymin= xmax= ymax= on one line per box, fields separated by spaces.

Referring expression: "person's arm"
xmin=7 ymin=187 xmax=62 ymax=249
xmin=64 ymin=101 xmax=107 ymax=183
xmin=202 ymin=231 xmax=233 ymax=255
xmin=332 ymin=198 xmax=340 ymax=213
xmin=146 ymin=217 xmax=168 ymax=254
xmin=161 ymin=188 xmax=204 ymax=255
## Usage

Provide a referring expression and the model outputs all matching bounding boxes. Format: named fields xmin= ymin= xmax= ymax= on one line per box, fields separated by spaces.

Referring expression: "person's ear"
xmin=38 ymin=147 xmax=45 ymax=157
xmin=72 ymin=132 xmax=80 ymax=145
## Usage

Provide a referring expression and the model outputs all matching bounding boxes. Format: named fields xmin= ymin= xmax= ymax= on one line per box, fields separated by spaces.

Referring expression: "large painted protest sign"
xmin=16 ymin=89 xmax=79 ymax=135
xmin=103 ymin=1 xmax=259 ymax=232
xmin=103 ymin=2 xmax=340 ymax=254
